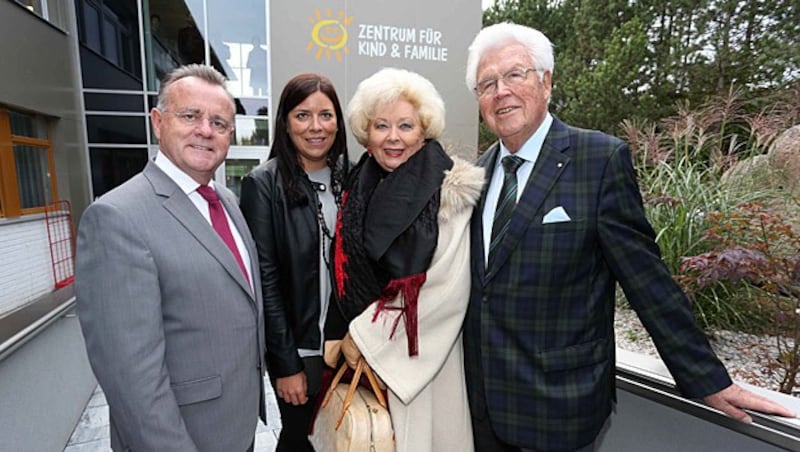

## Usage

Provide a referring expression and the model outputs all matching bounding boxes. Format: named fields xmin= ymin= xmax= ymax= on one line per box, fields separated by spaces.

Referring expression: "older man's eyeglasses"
xmin=475 ymin=67 xmax=538 ymax=97
xmin=163 ymin=109 xmax=234 ymax=134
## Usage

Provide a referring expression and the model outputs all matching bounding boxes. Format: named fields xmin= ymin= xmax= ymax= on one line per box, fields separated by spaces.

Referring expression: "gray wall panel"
xmin=0 ymin=312 xmax=96 ymax=451
xmin=0 ymin=0 xmax=92 ymax=218
xmin=270 ymin=0 xmax=483 ymax=161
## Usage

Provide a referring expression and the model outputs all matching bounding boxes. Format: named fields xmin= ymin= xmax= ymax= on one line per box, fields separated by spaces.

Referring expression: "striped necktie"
xmin=489 ymin=155 xmax=524 ymax=264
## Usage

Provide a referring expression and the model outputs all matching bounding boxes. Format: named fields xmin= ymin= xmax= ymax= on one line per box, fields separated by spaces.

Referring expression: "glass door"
xmin=215 ymin=147 xmax=267 ymax=198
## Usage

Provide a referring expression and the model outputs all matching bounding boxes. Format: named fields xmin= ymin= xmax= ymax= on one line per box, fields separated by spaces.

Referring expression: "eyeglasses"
xmin=475 ymin=67 xmax=539 ymax=97
xmin=162 ymin=109 xmax=234 ymax=135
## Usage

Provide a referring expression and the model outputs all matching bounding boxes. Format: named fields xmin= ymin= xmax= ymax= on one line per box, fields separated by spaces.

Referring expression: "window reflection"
xmin=225 ymin=159 xmax=260 ymax=199
xmin=9 ymin=111 xmax=48 ymax=139
xmin=77 ymin=0 xmax=140 ymax=79
xmin=16 ymin=0 xmax=44 ymax=16
xmin=148 ymin=13 xmax=180 ymax=85
xmin=234 ymin=117 xmax=269 ymax=146
xmin=81 ymin=1 xmax=102 ymax=53
xmin=87 ymin=115 xmax=147 ymax=144
xmin=143 ymin=1 xmax=270 ymax=100
xmin=15 ymin=0 xmax=63 ymax=26
xmin=90 ymin=147 xmax=147 ymax=198
xmin=247 ymin=37 xmax=269 ymax=97
xmin=84 ymin=92 xmax=145 ymax=112
xmin=237 ymin=98 xmax=269 ymax=116
xmin=177 ymin=16 xmax=204 ymax=64
xmin=208 ymin=0 xmax=268 ymax=98
xmin=14 ymin=144 xmax=53 ymax=209
xmin=144 ymin=0 xmax=204 ymax=90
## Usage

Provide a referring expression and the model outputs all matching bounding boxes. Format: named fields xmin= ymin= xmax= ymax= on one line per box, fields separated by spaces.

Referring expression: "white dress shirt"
xmin=154 ymin=151 xmax=253 ymax=289
xmin=482 ymin=113 xmax=553 ymax=264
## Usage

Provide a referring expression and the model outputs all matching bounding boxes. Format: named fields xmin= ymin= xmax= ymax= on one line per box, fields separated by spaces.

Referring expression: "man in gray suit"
xmin=76 ymin=64 xmax=266 ymax=451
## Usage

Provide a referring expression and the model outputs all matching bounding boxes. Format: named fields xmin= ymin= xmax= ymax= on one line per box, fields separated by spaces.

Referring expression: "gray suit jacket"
xmin=76 ymin=162 xmax=266 ymax=452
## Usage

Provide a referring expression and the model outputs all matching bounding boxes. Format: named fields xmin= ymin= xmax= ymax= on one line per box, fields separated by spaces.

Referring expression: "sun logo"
xmin=307 ymin=8 xmax=353 ymax=61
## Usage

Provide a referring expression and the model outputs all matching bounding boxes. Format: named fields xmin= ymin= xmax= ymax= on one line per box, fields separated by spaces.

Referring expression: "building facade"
xmin=0 ymin=0 xmax=88 ymax=316
xmin=0 ymin=0 xmax=482 ymax=320
xmin=0 ymin=1 xmax=480 ymax=448
xmin=2 ymin=3 xmax=800 ymax=452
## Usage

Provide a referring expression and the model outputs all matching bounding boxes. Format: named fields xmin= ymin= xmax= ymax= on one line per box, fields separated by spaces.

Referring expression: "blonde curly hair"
xmin=347 ymin=68 xmax=445 ymax=147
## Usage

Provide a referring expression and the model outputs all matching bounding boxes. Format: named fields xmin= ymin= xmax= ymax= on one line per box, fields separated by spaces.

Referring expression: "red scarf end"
xmin=372 ymin=273 xmax=426 ymax=357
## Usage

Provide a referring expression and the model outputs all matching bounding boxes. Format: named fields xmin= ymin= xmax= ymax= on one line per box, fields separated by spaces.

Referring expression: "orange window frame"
xmin=0 ymin=108 xmax=58 ymax=218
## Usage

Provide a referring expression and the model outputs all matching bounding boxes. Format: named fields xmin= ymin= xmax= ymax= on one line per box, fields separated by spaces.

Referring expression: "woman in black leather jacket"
xmin=240 ymin=73 xmax=348 ymax=452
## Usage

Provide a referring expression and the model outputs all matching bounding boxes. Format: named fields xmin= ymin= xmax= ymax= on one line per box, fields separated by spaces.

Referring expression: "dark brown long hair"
xmin=269 ymin=73 xmax=348 ymax=205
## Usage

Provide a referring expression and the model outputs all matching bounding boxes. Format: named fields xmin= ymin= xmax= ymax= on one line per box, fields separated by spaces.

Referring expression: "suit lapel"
xmin=485 ymin=119 xmax=572 ymax=279
xmin=217 ymin=188 xmax=257 ymax=300
xmin=144 ymin=163 xmax=253 ymax=298
xmin=472 ymin=143 xmax=499 ymax=283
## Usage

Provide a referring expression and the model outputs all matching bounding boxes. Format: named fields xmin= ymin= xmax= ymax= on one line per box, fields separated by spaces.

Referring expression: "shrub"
xmin=622 ymin=88 xmax=791 ymax=332
xmin=678 ymin=202 xmax=800 ymax=394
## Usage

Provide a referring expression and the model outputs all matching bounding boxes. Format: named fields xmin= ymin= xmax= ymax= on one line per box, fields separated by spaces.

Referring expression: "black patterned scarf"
xmin=333 ymin=140 xmax=453 ymax=356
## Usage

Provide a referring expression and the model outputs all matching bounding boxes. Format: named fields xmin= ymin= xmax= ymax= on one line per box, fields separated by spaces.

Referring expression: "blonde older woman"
xmin=325 ymin=67 xmax=482 ymax=452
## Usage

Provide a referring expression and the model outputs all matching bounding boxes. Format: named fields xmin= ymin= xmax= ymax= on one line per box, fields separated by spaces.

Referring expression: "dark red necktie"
xmin=196 ymin=185 xmax=250 ymax=283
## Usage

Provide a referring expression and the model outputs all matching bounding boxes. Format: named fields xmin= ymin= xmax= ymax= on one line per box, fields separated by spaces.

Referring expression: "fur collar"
xmin=439 ymin=156 xmax=485 ymax=224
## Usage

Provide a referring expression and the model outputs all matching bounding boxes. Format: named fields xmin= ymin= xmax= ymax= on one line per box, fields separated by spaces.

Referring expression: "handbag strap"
xmin=321 ymin=360 xmax=349 ymax=408
xmin=320 ymin=358 xmax=389 ymax=430
xmin=362 ymin=363 xmax=388 ymax=409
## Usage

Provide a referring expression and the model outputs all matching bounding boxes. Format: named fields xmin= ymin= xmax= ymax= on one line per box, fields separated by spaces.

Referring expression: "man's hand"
xmin=703 ymin=383 xmax=797 ymax=423
xmin=275 ymin=371 xmax=308 ymax=406
xmin=341 ymin=333 xmax=362 ymax=369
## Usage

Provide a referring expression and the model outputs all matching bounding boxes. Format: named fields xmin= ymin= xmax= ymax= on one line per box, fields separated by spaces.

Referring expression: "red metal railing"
xmin=44 ymin=200 xmax=75 ymax=289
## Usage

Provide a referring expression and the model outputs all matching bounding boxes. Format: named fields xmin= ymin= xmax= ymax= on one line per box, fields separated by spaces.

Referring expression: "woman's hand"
xmin=275 ymin=371 xmax=308 ymax=406
xmin=341 ymin=333 xmax=362 ymax=369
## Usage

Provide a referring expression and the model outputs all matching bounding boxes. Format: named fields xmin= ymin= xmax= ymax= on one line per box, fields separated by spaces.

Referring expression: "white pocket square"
xmin=542 ymin=206 xmax=571 ymax=224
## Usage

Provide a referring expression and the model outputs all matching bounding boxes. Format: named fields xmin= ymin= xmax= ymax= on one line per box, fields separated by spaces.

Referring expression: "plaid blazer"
xmin=464 ymin=117 xmax=732 ymax=451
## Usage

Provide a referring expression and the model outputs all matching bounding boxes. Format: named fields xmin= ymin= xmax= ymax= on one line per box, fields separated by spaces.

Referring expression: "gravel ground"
xmin=614 ymin=306 xmax=799 ymax=397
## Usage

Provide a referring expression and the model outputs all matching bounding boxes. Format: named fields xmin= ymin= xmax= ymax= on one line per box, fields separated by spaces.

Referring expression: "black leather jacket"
xmin=240 ymin=159 xmax=330 ymax=378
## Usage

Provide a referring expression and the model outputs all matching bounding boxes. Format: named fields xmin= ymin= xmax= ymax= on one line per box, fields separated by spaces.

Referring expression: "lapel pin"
xmin=557 ymin=162 xmax=563 ymax=168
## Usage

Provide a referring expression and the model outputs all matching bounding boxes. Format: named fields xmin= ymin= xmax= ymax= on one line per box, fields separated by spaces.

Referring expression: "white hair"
xmin=347 ymin=68 xmax=445 ymax=147
xmin=465 ymin=22 xmax=554 ymax=93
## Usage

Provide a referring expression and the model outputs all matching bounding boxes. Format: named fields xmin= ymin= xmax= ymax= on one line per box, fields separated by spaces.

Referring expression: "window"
xmin=233 ymin=116 xmax=270 ymax=146
xmin=89 ymin=147 xmax=147 ymax=198
xmin=15 ymin=0 xmax=64 ymax=27
xmin=81 ymin=1 xmax=102 ymax=52
xmin=0 ymin=108 xmax=57 ymax=218
xmin=77 ymin=0 xmax=141 ymax=78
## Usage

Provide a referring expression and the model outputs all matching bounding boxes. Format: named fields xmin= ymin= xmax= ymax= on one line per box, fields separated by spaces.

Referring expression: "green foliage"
xmin=484 ymin=0 xmax=575 ymax=46
xmin=560 ymin=17 xmax=650 ymax=134
xmin=483 ymin=0 xmax=800 ymax=134
xmin=622 ymin=90 xmax=794 ymax=334
xmin=477 ymin=121 xmax=498 ymax=155
xmin=639 ymin=157 xmax=721 ymax=274
xmin=483 ymin=0 xmax=800 ymax=394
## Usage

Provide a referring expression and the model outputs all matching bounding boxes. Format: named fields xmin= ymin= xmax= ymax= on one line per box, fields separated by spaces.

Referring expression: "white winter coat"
xmin=349 ymin=156 xmax=483 ymax=452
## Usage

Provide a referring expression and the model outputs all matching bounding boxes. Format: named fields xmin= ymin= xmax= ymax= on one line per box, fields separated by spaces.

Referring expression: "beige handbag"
xmin=309 ymin=358 xmax=395 ymax=452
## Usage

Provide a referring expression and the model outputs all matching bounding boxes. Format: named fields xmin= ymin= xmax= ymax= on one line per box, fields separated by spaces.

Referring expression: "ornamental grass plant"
xmin=621 ymin=87 xmax=791 ymax=331
xmin=622 ymin=87 xmax=800 ymax=394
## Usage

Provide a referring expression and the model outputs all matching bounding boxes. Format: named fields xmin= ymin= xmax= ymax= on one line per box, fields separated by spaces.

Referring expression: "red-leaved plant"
xmin=678 ymin=202 xmax=800 ymax=394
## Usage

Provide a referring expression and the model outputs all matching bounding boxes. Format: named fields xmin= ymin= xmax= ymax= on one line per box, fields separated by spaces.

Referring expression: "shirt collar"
xmin=498 ymin=112 xmax=553 ymax=164
xmin=154 ymin=150 xmax=216 ymax=194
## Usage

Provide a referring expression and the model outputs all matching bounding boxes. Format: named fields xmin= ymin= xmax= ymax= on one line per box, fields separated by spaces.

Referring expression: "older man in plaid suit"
xmin=463 ymin=23 xmax=795 ymax=452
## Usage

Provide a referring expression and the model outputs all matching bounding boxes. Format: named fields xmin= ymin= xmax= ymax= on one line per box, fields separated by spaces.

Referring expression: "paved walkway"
xmin=64 ymin=376 xmax=282 ymax=451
